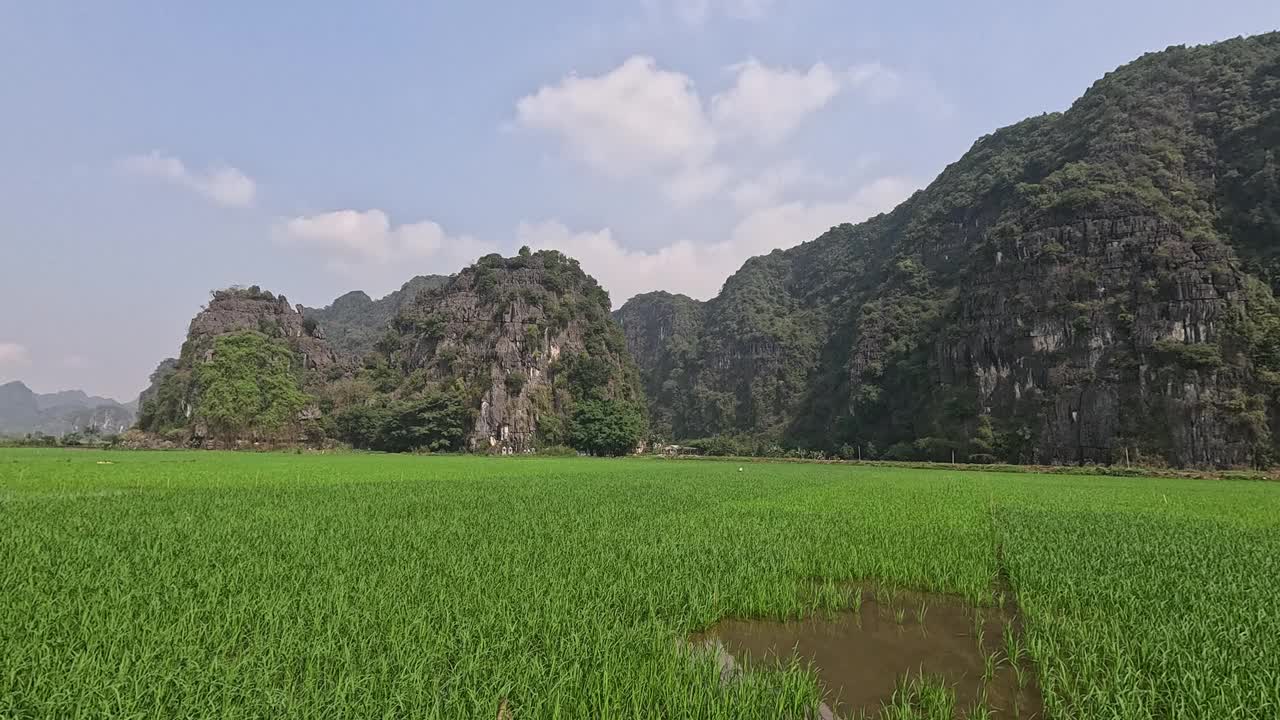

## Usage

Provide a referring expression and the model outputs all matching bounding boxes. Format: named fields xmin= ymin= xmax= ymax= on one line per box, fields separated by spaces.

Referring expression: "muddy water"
xmin=693 ymin=586 xmax=1042 ymax=719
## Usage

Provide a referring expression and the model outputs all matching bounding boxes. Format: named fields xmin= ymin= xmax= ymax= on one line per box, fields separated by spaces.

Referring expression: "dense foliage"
xmin=302 ymin=275 xmax=448 ymax=359
xmin=193 ymin=332 xmax=309 ymax=441
xmin=335 ymin=250 xmax=647 ymax=454
xmin=569 ymin=399 xmax=647 ymax=456
xmin=137 ymin=329 xmax=311 ymax=443
xmin=334 ymin=389 xmax=470 ymax=452
xmin=3 ymin=450 xmax=1278 ymax=717
xmin=617 ymin=33 xmax=1280 ymax=468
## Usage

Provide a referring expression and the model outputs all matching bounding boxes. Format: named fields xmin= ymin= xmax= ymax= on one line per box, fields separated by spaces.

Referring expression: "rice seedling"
xmin=0 ymin=448 xmax=1277 ymax=719
xmin=982 ymin=650 xmax=1000 ymax=684
xmin=1003 ymin=622 xmax=1025 ymax=665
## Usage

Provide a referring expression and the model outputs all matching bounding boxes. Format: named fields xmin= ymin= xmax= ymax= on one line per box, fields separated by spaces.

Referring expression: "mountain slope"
xmin=303 ymin=275 xmax=449 ymax=359
xmin=0 ymin=381 xmax=135 ymax=436
xmin=137 ymin=254 xmax=646 ymax=454
xmin=137 ymin=287 xmax=339 ymax=441
xmin=360 ymin=249 xmax=646 ymax=453
xmin=618 ymin=33 xmax=1280 ymax=467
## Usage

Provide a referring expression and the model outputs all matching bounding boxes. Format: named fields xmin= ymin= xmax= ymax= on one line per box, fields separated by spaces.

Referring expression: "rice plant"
xmin=0 ymin=448 xmax=1277 ymax=718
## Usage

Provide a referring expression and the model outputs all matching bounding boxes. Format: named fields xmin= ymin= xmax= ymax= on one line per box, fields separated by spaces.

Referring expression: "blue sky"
xmin=1 ymin=1 xmax=1277 ymax=400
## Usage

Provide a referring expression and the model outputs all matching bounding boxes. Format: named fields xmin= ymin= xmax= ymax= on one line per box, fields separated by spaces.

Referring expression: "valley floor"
xmin=2 ymin=450 xmax=1277 ymax=718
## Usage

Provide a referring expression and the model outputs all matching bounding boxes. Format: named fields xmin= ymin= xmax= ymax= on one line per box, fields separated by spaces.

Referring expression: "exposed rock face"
xmin=617 ymin=33 xmax=1280 ymax=468
xmin=135 ymin=358 xmax=177 ymax=412
xmin=184 ymin=288 xmax=339 ymax=371
xmin=0 ymin=380 xmax=135 ymax=436
xmin=137 ymin=287 xmax=341 ymax=437
xmin=612 ymin=292 xmax=705 ymax=440
xmin=381 ymin=251 xmax=645 ymax=452
xmin=303 ymin=275 xmax=449 ymax=359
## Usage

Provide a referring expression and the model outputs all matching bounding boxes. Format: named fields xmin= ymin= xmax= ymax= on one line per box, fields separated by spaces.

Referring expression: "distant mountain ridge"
xmin=0 ymin=380 xmax=136 ymax=436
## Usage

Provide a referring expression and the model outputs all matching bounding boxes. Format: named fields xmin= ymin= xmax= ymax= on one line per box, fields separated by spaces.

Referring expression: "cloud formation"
xmin=517 ymin=56 xmax=912 ymax=205
xmin=277 ymin=209 xmax=494 ymax=294
xmin=120 ymin=151 xmax=256 ymax=208
xmin=522 ymin=176 xmax=916 ymax=304
xmin=0 ymin=342 xmax=31 ymax=370
xmin=711 ymin=60 xmax=841 ymax=145
xmin=516 ymin=56 xmax=717 ymax=181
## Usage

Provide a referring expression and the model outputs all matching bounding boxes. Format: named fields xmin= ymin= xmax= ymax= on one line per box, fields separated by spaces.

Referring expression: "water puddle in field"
xmin=691 ymin=584 xmax=1043 ymax=719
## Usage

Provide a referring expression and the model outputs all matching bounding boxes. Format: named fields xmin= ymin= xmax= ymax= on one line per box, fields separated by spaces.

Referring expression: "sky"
xmin=1 ymin=1 xmax=1277 ymax=401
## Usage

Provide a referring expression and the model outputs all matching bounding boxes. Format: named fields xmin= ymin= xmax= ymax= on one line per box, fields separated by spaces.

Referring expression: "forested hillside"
xmin=618 ymin=33 xmax=1280 ymax=467
xmin=302 ymin=275 xmax=448 ymax=359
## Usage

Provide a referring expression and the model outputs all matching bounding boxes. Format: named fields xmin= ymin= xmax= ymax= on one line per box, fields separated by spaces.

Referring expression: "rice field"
xmin=1 ymin=449 xmax=1278 ymax=719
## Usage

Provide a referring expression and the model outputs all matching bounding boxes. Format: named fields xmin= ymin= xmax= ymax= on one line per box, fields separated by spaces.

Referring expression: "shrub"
xmin=570 ymin=399 xmax=646 ymax=456
xmin=1153 ymin=340 xmax=1223 ymax=370
xmin=504 ymin=372 xmax=527 ymax=397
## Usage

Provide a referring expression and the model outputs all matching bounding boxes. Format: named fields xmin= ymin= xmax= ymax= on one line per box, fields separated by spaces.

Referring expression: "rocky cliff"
xmin=137 ymin=286 xmax=339 ymax=438
xmin=303 ymin=275 xmax=449 ymax=359
xmin=138 ymin=256 xmax=646 ymax=454
xmin=618 ymin=33 xmax=1280 ymax=468
xmin=612 ymin=292 xmax=705 ymax=440
xmin=372 ymin=250 xmax=646 ymax=452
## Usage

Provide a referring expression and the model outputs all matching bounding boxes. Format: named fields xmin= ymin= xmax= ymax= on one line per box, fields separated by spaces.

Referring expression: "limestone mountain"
xmin=137 ymin=254 xmax=647 ymax=454
xmin=343 ymin=249 xmax=647 ymax=453
xmin=303 ymin=275 xmax=449 ymax=359
xmin=0 ymin=380 xmax=135 ymax=437
xmin=612 ymin=291 xmax=705 ymax=441
xmin=136 ymin=286 xmax=340 ymax=440
xmin=617 ymin=33 xmax=1280 ymax=468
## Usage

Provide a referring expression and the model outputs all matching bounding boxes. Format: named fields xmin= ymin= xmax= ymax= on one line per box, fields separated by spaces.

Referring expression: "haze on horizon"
xmin=1 ymin=1 xmax=1277 ymax=401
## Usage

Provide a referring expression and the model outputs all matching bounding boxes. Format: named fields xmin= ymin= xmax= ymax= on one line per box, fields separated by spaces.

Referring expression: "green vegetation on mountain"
xmin=303 ymin=275 xmax=449 ymax=359
xmin=328 ymin=249 xmax=647 ymax=455
xmin=141 ymin=254 xmax=645 ymax=454
xmin=618 ymin=32 xmax=1280 ymax=467
xmin=193 ymin=332 xmax=310 ymax=441
xmin=137 ymin=287 xmax=331 ymax=443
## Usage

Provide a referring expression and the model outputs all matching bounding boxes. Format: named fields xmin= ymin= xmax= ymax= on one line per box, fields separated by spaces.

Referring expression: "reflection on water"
xmin=693 ymin=585 xmax=1042 ymax=719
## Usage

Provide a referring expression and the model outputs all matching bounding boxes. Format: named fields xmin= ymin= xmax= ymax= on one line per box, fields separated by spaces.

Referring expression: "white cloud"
xmin=516 ymin=56 xmax=716 ymax=179
xmin=120 ymin=151 xmax=256 ymax=208
xmin=711 ymin=60 xmax=841 ymax=145
xmin=728 ymin=177 xmax=917 ymax=259
xmin=730 ymin=163 xmax=823 ymax=210
xmin=62 ymin=355 xmax=90 ymax=370
xmin=520 ymin=176 xmax=916 ymax=304
xmin=519 ymin=220 xmax=721 ymax=303
xmin=277 ymin=209 xmax=494 ymax=294
xmin=517 ymin=56 xmax=924 ymax=209
xmin=663 ymin=163 xmax=732 ymax=205
xmin=847 ymin=63 xmax=905 ymax=104
xmin=0 ymin=342 xmax=30 ymax=369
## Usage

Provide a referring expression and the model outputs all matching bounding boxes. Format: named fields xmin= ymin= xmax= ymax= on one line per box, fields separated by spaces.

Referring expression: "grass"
xmin=1 ymin=449 xmax=1278 ymax=718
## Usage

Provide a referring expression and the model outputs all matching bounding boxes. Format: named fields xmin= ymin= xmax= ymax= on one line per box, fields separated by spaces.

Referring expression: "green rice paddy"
xmin=2 ymin=449 xmax=1278 ymax=718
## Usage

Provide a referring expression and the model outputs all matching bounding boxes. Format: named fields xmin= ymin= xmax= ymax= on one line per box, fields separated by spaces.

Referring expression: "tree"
xmin=334 ymin=404 xmax=387 ymax=449
xmin=379 ymin=392 xmax=469 ymax=452
xmin=570 ymin=399 xmax=646 ymax=456
xmin=195 ymin=331 xmax=309 ymax=441
xmin=334 ymin=389 xmax=470 ymax=452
